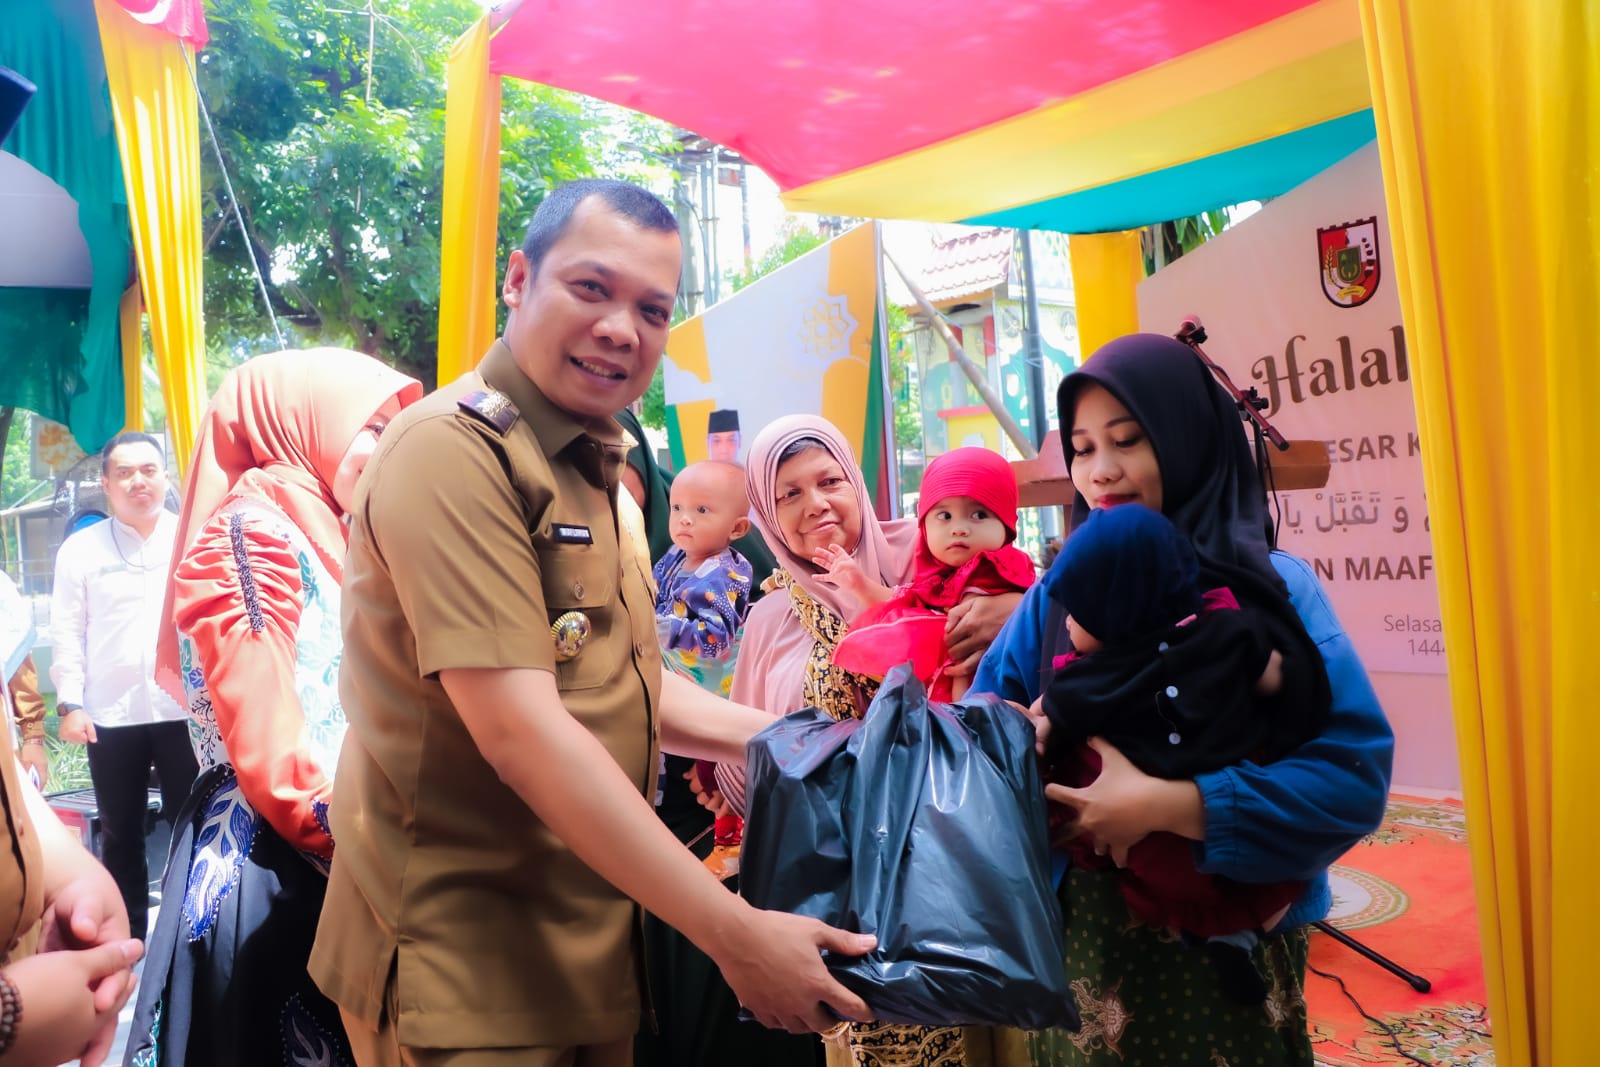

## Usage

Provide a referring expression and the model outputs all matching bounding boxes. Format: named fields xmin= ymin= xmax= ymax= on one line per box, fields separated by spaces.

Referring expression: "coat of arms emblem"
xmin=1317 ymin=217 xmax=1381 ymax=308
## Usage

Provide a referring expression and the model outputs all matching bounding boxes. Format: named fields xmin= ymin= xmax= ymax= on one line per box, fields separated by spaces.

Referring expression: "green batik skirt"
xmin=1028 ymin=866 xmax=1316 ymax=1067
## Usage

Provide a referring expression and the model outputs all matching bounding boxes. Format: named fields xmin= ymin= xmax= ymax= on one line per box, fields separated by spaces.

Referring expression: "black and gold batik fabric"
xmin=1028 ymin=866 xmax=1314 ymax=1067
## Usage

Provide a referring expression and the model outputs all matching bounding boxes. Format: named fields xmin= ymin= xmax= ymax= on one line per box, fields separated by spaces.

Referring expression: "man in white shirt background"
xmin=50 ymin=430 xmax=197 ymax=940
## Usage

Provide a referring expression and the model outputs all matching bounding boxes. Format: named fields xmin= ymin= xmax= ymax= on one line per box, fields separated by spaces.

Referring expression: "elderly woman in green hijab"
xmin=617 ymin=409 xmax=815 ymax=1067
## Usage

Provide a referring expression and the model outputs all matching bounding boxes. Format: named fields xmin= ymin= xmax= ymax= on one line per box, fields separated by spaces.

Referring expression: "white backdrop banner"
xmin=1138 ymin=143 xmax=1443 ymax=674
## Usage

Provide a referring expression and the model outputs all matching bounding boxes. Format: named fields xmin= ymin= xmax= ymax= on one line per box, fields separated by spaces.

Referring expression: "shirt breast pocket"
xmin=539 ymin=544 xmax=618 ymax=691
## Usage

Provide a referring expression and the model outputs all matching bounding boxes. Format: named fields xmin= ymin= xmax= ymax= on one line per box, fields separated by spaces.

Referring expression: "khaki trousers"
xmin=341 ymin=1009 xmax=632 ymax=1067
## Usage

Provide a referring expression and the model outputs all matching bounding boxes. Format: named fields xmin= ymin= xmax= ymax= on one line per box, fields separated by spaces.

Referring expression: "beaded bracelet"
xmin=0 ymin=969 xmax=20 ymax=1055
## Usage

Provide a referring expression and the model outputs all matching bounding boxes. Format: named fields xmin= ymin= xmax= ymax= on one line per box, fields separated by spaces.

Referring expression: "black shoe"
xmin=1206 ymin=940 xmax=1269 ymax=1005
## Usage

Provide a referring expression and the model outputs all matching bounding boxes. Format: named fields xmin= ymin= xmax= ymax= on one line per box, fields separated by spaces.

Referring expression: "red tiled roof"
xmin=918 ymin=226 xmax=1012 ymax=304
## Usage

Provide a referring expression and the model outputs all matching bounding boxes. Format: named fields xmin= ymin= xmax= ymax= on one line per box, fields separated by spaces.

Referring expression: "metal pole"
xmin=673 ymin=167 xmax=702 ymax=315
xmin=1312 ymin=920 xmax=1432 ymax=993
xmin=1018 ymin=231 xmax=1050 ymax=451
xmin=1018 ymin=231 xmax=1062 ymax=540
xmin=698 ymin=157 xmax=715 ymax=308
xmin=739 ymin=161 xmax=752 ymax=272
xmin=708 ymin=146 xmax=722 ymax=304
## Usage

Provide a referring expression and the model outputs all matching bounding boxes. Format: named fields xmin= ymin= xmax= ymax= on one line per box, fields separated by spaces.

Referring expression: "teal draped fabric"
xmin=0 ymin=0 xmax=132 ymax=452
xmin=969 ymin=111 xmax=1378 ymax=235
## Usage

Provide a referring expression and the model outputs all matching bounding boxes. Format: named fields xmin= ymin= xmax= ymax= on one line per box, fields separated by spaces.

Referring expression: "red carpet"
xmin=1307 ymin=794 xmax=1494 ymax=1065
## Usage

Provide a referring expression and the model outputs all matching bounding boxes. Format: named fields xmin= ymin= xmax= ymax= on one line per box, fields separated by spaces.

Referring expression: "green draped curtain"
xmin=0 ymin=0 xmax=132 ymax=452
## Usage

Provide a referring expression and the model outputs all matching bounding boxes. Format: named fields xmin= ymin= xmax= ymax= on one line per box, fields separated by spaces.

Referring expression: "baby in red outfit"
xmin=827 ymin=447 xmax=1035 ymax=700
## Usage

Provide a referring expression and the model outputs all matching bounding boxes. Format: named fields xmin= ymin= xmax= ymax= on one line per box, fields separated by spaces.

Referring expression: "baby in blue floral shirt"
xmin=652 ymin=461 xmax=754 ymax=687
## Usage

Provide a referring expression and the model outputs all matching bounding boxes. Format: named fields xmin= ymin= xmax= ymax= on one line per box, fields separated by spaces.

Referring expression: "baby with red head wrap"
xmin=824 ymin=446 xmax=1035 ymax=700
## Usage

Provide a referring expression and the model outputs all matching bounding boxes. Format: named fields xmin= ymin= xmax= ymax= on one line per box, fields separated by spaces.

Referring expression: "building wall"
xmin=913 ymin=294 xmax=1080 ymax=462
xmin=908 ymin=292 xmax=1080 ymax=564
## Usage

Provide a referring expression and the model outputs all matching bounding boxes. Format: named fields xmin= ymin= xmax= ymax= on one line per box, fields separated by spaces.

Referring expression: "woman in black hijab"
xmin=971 ymin=334 xmax=1394 ymax=1067
xmin=1057 ymin=335 xmax=1332 ymax=756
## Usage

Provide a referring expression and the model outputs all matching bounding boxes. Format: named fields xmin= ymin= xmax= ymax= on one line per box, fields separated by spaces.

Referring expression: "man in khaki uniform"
xmin=311 ymin=179 xmax=874 ymax=1067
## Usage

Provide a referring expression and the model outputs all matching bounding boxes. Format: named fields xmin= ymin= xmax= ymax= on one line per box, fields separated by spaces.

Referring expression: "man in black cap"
xmin=706 ymin=408 xmax=742 ymax=463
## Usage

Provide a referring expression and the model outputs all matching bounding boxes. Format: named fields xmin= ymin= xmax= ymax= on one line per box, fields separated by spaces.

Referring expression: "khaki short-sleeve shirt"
xmin=310 ymin=341 xmax=661 ymax=1049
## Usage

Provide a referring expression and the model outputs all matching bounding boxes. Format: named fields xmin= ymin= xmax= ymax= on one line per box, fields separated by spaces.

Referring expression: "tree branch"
xmin=326 ymin=222 xmax=373 ymax=351
xmin=229 ymin=191 xmax=321 ymax=332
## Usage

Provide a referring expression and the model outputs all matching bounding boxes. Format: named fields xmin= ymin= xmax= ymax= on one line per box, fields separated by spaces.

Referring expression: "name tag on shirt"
xmin=552 ymin=524 xmax=593 ymax=545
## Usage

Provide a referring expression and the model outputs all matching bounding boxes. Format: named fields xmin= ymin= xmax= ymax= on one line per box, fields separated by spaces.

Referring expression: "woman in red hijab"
xmin=128 ymin=349 xmax=422 ymax=1067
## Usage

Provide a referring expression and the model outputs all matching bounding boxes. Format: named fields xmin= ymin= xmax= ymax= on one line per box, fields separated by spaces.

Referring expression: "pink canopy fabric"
xmin=489 ymin=0 xmax=1311 ymax=190
xmin=482 ymin=0 xmax=1373 ymax=232
xmin=113 ymin=0 xmax=208 ymax=48
xmin=482 ymin=0 xmax=1374 ymax=231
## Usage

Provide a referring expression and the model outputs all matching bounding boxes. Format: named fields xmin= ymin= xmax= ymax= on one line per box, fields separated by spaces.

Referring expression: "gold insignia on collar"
xmin=458 ymin=388 xmax=519 ymax=434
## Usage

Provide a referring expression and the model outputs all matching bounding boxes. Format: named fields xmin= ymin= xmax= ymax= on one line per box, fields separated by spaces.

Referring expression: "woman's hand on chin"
xmin=812 ymin=544 xmax=866 ymax=594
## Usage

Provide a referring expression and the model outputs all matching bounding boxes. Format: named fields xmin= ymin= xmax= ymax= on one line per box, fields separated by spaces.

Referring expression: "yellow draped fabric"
xmin=1359 ymin=3 xmax=1600 ymax=1065
xmin=95 ymin=0 xmax=205 ymax=474
xmin=118 ymin=284 xmax=143 ymax=432
xmin=438 ymin=17 xmax=503 ymax=387
xmin=1067 ymin=231 xmax=1144 ymax=358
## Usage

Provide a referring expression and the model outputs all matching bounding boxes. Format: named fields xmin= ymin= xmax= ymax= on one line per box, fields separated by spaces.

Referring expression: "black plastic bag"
xmin=740 ymin=665 xmax=1078 ymax=1032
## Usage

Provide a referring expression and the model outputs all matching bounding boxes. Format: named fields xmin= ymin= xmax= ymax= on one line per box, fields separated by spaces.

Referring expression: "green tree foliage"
xmin=1141 ymin=208 xmax=1232 ymax=274
xmin=0 ymin=412 xmax=20 ymax=508
xmin=6 ymin=2 xmax=681 ymax=532
xmin=726 ymin=227 xmax=828 ymax=294
xmin=195 ymin=0 xmax=675 ymax=385
xmin=638 ymin=364 xmax=668 ymax=431
xmin=884 ymin=301 xmax=921 ymax=454
xmin=0 ymin=410 xmax=28 ymax=512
